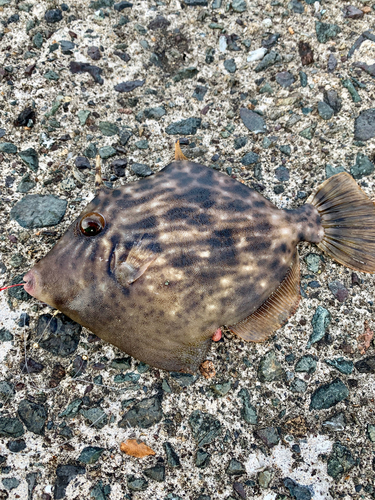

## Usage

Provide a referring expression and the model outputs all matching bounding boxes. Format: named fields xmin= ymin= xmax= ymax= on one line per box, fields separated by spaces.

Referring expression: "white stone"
xmin=247 ymin=48 xmax=267 ymax=62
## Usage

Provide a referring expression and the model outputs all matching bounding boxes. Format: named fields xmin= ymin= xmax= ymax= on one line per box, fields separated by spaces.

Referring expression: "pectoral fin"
xmin=114 ymin=238 xmax=158 ymax=286
xmin=229 ymin=251 xmax=300 ymax=342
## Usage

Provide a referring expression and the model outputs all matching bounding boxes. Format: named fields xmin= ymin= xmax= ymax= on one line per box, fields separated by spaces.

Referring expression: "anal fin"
xmin=229 ymin=251 xmax=301 ymax=342
xmin=114 ymin=238 xmax=158 ymax=286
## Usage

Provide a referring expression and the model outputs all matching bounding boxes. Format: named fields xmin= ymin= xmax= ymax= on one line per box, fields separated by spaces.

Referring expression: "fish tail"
xmin=307 ymin=172 xmax=375 ymax=273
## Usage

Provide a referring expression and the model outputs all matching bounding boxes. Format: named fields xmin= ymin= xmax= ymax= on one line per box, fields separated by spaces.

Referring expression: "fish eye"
xmin=79 ymin=212 xmax=106 ymax=237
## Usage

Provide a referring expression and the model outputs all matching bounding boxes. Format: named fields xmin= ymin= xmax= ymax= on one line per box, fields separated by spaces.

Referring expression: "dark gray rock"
xmin=144 ymin=106 xmax=166 ymax=120
xmin=327 ymin=53 xmax=337 ymax=73
xmin=342 ymin=78 xmax=361 ymax=103
xmin=114 ymin=1 xmax=133 ymax=10
xmin=324 ymin=90 xmax=342 ymax=115
xmin=110 ymin=357 xmax=131 ymax=370
xmin=87 ymin=46 xmax=101 ymax=60
xmin=0 ymin=129 xmax=5 ymax=138
xmin=307 ymin=305 xmax=331 ymax=347
xmin=325 ymin=164 xmax=346 ymax=178
xmin=354 ymin=108 xmax=375 ymax=141
xmin=143 ymin=464 xmax=165 ymax=482
xmin=256 ymin=427 xmax=280 ymax=447
xmin=322 ymin=412 xmax=346 ymax=432
xmin=70 ymin=62 xmax=104 ymax=84
xmin=189 ymin=410 xmax=221 ymax=446
xmin=255 ymin=51 xmax=281 ymax=72
xmin=148 ymin=15 xmax=170 ymax=30
xmin=290 ymin=378 xmax=307 ymax=393
xmin=166 ymin=117 xmax=201 ymax=135
xmin=0 ymin=417 xmax=24 ymax=438
xmin=327 ymin=442 xmax=356 ymax=479
xmin=183 ymin=0 xmax=208 ymax=5
xmin=163 ymin=442 xmax=181 ymax=467
xmin=99 ymin=121 xmax=119 ymax=136
xmin=276 ymin=71 xmax=295 ymax=88
xmin=289 ymin=0 xmax=304 ymax=13
xmin=18 ymin=399 xmax=47 ymax=435
xmin=283 ymin=477 xmax=312 ymax=500
xmin=226 ymin=458 xmax=246 ymax=475
xmin=343 ymin=5 xmax=363 ymax=19
xmin=75 ymin=156 xmax=91 ymax=169
xmin=2 ymin=477 xmax=20 ymax=491
xmin=99 ymin=146 xmax=117 ymax=159
xmin=127 ymin=475 xmax=148 ymax=491
xmin=84 ymin=143 xmax=98 ymax=158
xmin=328 ymin=281 xmax=348 ymax=302
xmin=0 ymin=380 xmax=14 ymax=400
xmin=354 ymin=356 xmax=375 ymax=373
xmin=78 ymin=446 xmax=105 ymax=464
xmin=59 ymin=399 xmax=83 ymax=418
xmin=316 ymin=21 xmax=341 ymax=43
xmin=192 ymin=86 xmax=208 ymax=102
xmin=118 ymin=395 xmax=163 ymax=428
xmin=119 ymin=128 xmax=132 ymax=146
xmin=241 ymin=152 xmax=259 ymax=165
xmin=275 ymin=166 xmax=290 ymax=181
xmin=310 ymin=378 xmax=349 ymax=410
xmin=60 ymin=40 xmax=75 ymax=53
xmin=240 ymin=108 xmax=266 ymax=133
xmin=37 ymin=314 xmax=81 ymax=357
xmin=170 ymin=372 xmax=198 ymax=387
xmin=0 ymin=142 xmax=17 ymax=153
xmin=318 ymin=101 xmax=334 ymax=120
xmin=10 ymin=194 xmax=67 ymax=228
xmin=234 ymin=137 xmax=248 ymax=149
xmin=258 ymin=350 xmax=285 ymax=382
xmin=224 ymin=58 xmax=237 ymax=73
xmin=131 ymin=163 xmax=153 ymax=177
xmin=173 ymin=67 xmax=199 ymax=82
xmin=7 ymin=439 xmax=25 ymax=453
xmin=350 ymin=153 xmax=375 ymax=179
xmin=54 ymin=465 xmax=85 ymax=500
xmin=45 ymin=8 xmax=63 ymax=23
xmin=196 ymin=449 xmax=210 ymax=468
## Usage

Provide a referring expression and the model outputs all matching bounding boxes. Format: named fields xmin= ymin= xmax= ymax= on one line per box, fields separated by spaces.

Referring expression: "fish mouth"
xmin=23 ymin=270 xmax=37 ymax=297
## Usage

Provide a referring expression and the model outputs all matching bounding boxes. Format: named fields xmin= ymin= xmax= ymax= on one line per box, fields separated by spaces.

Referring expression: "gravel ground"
xmin=1 ymin=0 xmax=375 ymax=499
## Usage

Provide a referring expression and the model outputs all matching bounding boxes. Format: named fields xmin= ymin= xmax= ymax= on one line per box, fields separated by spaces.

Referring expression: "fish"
xmin=23 ymin=143 xmax=375 ymax=373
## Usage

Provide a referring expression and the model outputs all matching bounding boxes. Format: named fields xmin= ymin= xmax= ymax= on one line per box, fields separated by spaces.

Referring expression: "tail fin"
xmin=307 ymin=172 xmax=375 ymax=273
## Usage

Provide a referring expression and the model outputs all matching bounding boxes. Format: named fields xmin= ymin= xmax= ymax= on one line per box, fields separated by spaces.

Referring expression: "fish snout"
xmin=23 ymin=270 xmax=38 ymax=297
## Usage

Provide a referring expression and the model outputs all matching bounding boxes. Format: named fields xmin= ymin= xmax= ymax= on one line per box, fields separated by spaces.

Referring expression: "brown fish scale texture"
xmin=30 ymin=161 xmax=322 ymax=372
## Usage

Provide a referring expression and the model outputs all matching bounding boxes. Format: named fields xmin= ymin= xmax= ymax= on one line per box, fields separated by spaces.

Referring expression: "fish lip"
xmin=23 ymin=270 xmax=36 ymax=296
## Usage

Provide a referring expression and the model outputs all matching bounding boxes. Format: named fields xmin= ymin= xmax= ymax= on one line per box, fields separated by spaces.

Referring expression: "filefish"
xmin=23 ymin=144 xmax=375 ymax=372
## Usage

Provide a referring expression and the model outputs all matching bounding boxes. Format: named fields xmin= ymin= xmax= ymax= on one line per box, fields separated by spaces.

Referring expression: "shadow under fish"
xmin=23 ymin=144 xmax=375 ymax=372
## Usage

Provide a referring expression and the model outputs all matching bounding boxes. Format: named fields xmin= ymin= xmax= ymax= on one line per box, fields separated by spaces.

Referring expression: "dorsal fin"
xmin=175 ymin=140 xmax=188 ymax=161
xmin=229 ymin=251 xmax=301 ymax=342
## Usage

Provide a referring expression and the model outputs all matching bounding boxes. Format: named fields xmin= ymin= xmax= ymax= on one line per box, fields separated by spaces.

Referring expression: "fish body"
xmin=23 ymin=161 xmax=375 ymax=372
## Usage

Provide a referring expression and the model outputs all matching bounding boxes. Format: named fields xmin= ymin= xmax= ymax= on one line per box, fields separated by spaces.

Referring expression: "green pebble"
xmin=327 ymin=442 xmax=355 ymax=479
xmin=127 ymin=475 xmax=148 ymax=491
xmin=226 ymin=458 xmax=246 ymax=475
xmin=290 ymin=377 xmax=307 ymax=393
xmin=310 ymin=378 xmax=349 ymax=410
xmin=318 ymin=101 xmax=334 ymax=120
xmin=304 ymin=253 xmax=321 ymax=273
xmin=0 ymin=142 xmax=17 ymax=154
xmin=295 ymin=355 xmax=317 ymax=374
xmin=325 ymin=164 xmax=346 ymax=178
xmin=238 ymin=388 xmax=257 ymax=424
xmin=258 ymin=469 xmax=273 ymax=488
xmin=99 ymin=121 xmax=119 ymax=137
xmin=173 ymin=66 xmax=199 ymax=83
xmin=78 ymin=446 xmax=105 ymax=464
xmin=143 ymin=464 xmax=165 ymax=482
xmin=99 ymin=146 xmax=117 ymax=159
xmin=259 ymin=83 xmax=274 ymax=94
xmin=32 ymin=32 xmax=44 ymax=49
xmin=44 ymin=70 xmax=59 ymax=81
xmin=367 ymin=423 xmax=375 ymax=442
xmin=113 ymin=372 xmax=140 ymax=383
xmin=350 ymin=153 xmax=375 ymax=179
xmin=307 ymin=305 xmax=331 ymax=347
xmin=135 ymin=139 xmax=149 ymax=149
xmin=299 ymin=122 xmax=317 ymax=140
xmin=258 ymin=350 xmax=285 ymax=382
xmin=162 ymin=379 xmax=172 ymax=393
xmin=341 ymin=79 xmax=361 ymax=103
xmin=325 ymin=357 xmax=353 ymax=375
xmin=77 ymin=110 xmax=91 ymax=125
xmin=210 ymin=381 xmax=231 ymax=397
xmin=80 ymin=407 xmax=108 ymax=429
xmin=19 ymin=148 xmax=39 ymax=171
xmin=315 ymin=21 xmax=341 ymax=43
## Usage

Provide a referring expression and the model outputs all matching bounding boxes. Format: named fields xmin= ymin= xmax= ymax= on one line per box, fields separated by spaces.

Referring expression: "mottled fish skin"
xmin=25 ymin=161 xmax=323 ymax=372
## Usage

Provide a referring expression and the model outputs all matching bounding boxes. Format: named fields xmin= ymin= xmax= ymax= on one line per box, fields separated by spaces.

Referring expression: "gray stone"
xmin=37 ymin=313 xmax=81 ymax=357
xmin=318 ymin=101 xmax=334 ymax=120
xmin=226 ymin=458 xmax=246 ymax=475
xmin=315 ymin=21 xmax=341 ymax=43
xmin=327 ymin=53 xmax=337 ymax=73
xmin=114 ymin=0 xmax=133 ymax=10
xmin=275 ymin=166 xmax=289 ymax=182
xmin=234 ymin=137 xmax=248 ymax=149
xmin=10 ymin=194 xmax=67 ymax=228
xmin=304 ymin=253 xmax=321 ymax=273
xmin=55 ymin=465 xmax=85 ymax=500
xmin=350 ymin=153 xmax=375 ymax=179
xmin=259 ymin=83 xmax=274 ymax=94
xmin=328 ymin=281 xmax=348 ymax=302
xmin=343 ymin=5 xmax=363 ymax=19
xmin=196 ymin=449 xmax=210 ymax=468
xmin=0 ymin=329 xmax=13 ymax=341
xmin=0 ymin=417 xmax=24 ymax=437
xmin=2 ymin=477 xmax=20 ymax=491
xmin=327 ymin=442 xmax=356 ymax=479
xmin=295 ymin=355 xmax=317 ymax=374
xmin=44 ymin=70 xmax=59 ymax=81
xmin=0 ymin=142 xmax=17 ymax=153
xmin=173 ymin=66 xmax=199 ymax=82
xmin=17 ymin=174 xmax=36 ymax=193
xmin=283 ymin=477 xmax=312 ymax=500
xmin=45 ymin=8 xmax=63 ymax=23
xmin=325 ymin=358 xmax=353 ymax=375
xmin=240 ymin=108 xmax=266 ymax=133
xmin=290 ymin=378 xmax=307 ymax=393
xmin=231 ymin=0 xmax=247 ymax=12
xmin=80 ymin=407 xmax=108 ymax=429
xmin=110 ymin=357 xmax=131 ymax=370
xmin=143 ymin=464 xmax=165 ymax=482
xmin=131 ymin=163 xmax=153 ymax=177
xmin=354 ymin=356 xmax=375 ymax=373
xmin=258 ymin=350 xmax=285 ymax=382
xmin=84 ymin=143 xmax=98 ymax=158
xmin=258 ymin=469 xmax=273 ymax=488
xmin=238 ymin=388 xmax=257 ymax=424
xmin=0 ymin=380 xmax=14 ymax=400
xmin=255 ymin=51 xmax=281 ymax=72
xmin=118 ymin=395 xmax=163 ymax=428
xmin=19 ymin=148 xmax=39 ymax=171
xmin=144 ymin=106 xmax=166 ymax=119
xmin=77 ymin=110 xmax=91 ymax=125
xmin=87 ymin=46 xmax=101 ymax=60
xmin=299 ymin=123 xmax=317 ymax=140
xmin=163 ymin=442 xmax=181 ymax=467
xmin=276 ymin=71 xmax=295 ymax=88
xmin=32 ymin=32 xmax=44 ymax=49
xmin=135 ymin=139 xmax=149 ymax=149
xmin=367 ymin=423 xmax=375 ymax=442
xmin=299 ymin=71 xmax=307 ymax=87
xmin=256 ymin=426 xmax=280 ymax=447
xmin=307 ymin=305 xmax=331 ymax=347
xmin=310 ymin=378 xmax=349 ymax=410
xmin=279 ymin=144 xmax=291 ymax=156
xmin=241 ymin=152 xmax=259 ymax=165
xmin=171 ymin=372 xmax=198 ymax=387
xmin=127 ymin=475 xmax=148 ymax=491
xmin=114 ymin=79 xmax=145 ymax=92
xmin=59 ymin=399 xmax=83 ymax=418
xmin=166 ymin=117 xmax=201 ymax=135
xmin=192 ymin=86 xmax=208 ymax=102
xmin=18 ymin=399 xmax=47 ymax=435
xmin=119 ymin=128 xmax=132 ymax=145
xmin=224 ymin=58 xmax=237 ymax=73
xmin=354 ymin=108 xmax=375 ymax=141
xmin=324 ymin=90 xmax=342 ymax=115
xmin=78 ymin=446 xmax=105 ymax=464
xmin=325 ymin=164 xmax=346 ymax=178
xmin=99 ymin=146 xmax=117 ymax=159
xmin=189 ymin=410 xmax=221 ymax=446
